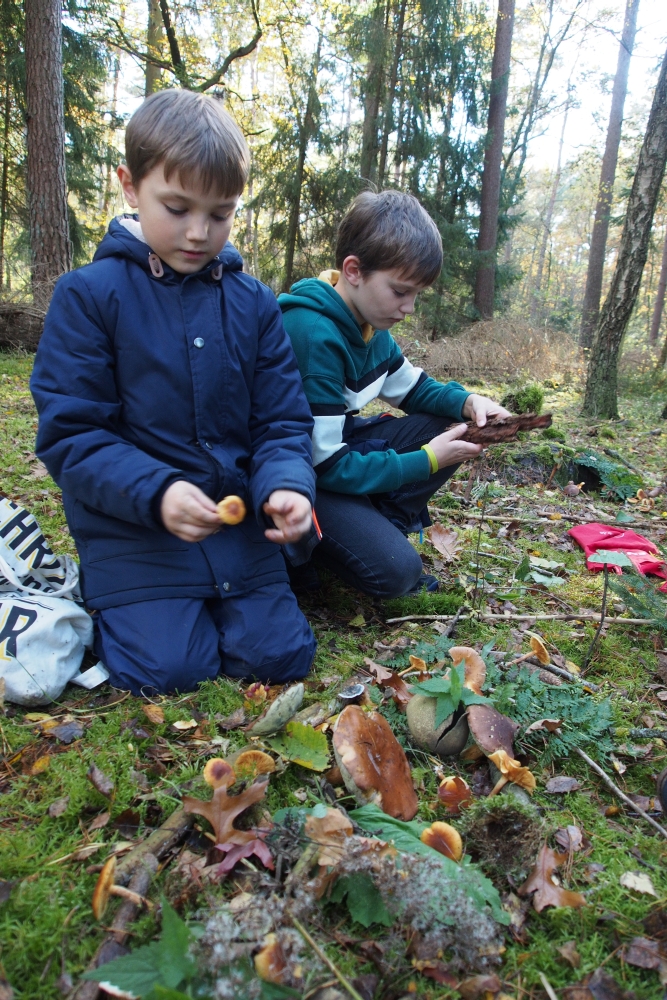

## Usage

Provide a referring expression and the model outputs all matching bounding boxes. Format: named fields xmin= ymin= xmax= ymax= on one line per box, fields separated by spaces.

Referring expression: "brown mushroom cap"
xmin=217 ymin=495 xmax=246 ymax=525
xmin=437 ymin=775 xmax=473 ymax=815
xmin=233 ymin=750 xmax=276 ymax=781
xmin=467 ymin=704 xmax=519 ymax=757
xmin=333 ymin=706 xmax=419 ymax=821
xmin=203 ymin=757 xmax=235 ymax=789
xmin=92 ymin=855 xmax=117 ymax=920
xmin=449 ymin=646 xmax=486 ymax=695
xmin=421 ymin=821 xmax=463 ymax=861
xmin=254 ymin=933 xmax=288 ymax=984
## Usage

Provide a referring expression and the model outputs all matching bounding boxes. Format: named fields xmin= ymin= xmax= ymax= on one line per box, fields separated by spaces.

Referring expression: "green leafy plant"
xmin=330 ymin=872 xmax=394 ymax=928
xmin=83 ymin=901 xmax=196 ymax=998
xmin=608 ymin=568 xmax=667 ymax=632
xmin=410 ymin=662 xmax=490 ymax=728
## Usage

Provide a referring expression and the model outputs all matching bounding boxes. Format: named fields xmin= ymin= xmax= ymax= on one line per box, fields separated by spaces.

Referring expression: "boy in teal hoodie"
xmin=279 ymin=190 xmax=510 ymax=598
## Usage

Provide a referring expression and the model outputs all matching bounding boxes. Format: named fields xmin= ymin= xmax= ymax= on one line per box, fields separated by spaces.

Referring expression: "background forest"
xmin=1 ymin=0 xmax=667 ymax=372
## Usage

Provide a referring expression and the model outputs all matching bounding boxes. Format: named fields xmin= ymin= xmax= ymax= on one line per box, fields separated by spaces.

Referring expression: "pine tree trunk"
xmin=283 ymin=35 xmax=322 ymax=292
xmin=25 ymin=0 xmax=70 ymax=310
xmin=649 ymin=223 xmax=667 ymax=344
xmin=582 ymin=46 xmax=667 ymax=418
xmin=145 ymin=0 xmax=164 ymax=96
xmin=579 ymin=0 xmax=640 ymax=349
xmin=530 ymin=95 xmax=570 ymax=322
xmin=377 ymin=0 xmax=407 ymax=189
xmin=474 ymin=0 xmax=515 ymax=320
xmin=359 ymin=1 xmax=389 ymax=184
xmin=0 ymin=76 xmax=11 ymax=290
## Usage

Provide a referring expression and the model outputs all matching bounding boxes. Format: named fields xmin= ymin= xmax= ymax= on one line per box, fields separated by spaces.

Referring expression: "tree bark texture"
xmin=649 ymin=223 xmax=667 ymax=344
xmin=25 ymin=0 xmax=71 ymax=310
xmin=0 ymin=77 xmax=11 ymax=289
xmin=530 ymin=96 xmax=570 ymax=322
xmin=359 ymin=1 xmax=389 ymax=184
xmin=145 ymin=0 xmax=164 ymax=96
xmin=579 ymin=0 xmax=640 ymax=349
xmin=474 ymin=0 xmax=515 ymax=320
xmin=582 ymin=46 xmax=667 ymax=418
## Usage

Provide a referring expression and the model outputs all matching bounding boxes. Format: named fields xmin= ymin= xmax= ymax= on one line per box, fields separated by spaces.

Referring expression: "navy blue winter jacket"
xmin=30 ymin=217 xmax=316 ymax=610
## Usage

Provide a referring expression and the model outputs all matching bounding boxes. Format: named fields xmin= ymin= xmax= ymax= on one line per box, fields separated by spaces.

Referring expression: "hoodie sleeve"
xmin=285 ymin=314 xmax=432 ymax=495
xmin=247 ymin=290 xmax=316 ymax=516
xmin=31 ymin=271 xmax=184 ymax=529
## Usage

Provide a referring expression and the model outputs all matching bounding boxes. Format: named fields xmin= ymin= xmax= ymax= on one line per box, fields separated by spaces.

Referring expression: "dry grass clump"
xmin=400 ymin=318 xmax=584 ymax=383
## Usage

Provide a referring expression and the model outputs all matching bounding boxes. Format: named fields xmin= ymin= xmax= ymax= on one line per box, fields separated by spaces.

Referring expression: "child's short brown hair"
xmin=125 ymin=90 xmax=249 ymax=197
xmin=335 ymin=190 xmax=442 ymax=286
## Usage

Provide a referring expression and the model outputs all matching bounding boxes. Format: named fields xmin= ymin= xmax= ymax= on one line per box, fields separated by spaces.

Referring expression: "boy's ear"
xmin=340 ymin=255 xmax=363 ymax=287
xmin=117 ymin=164 xmax=139 ymax=209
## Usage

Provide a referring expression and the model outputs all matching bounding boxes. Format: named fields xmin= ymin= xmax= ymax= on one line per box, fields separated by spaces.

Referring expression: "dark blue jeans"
xmin=312 ymin=412 xmax=457 ymax=599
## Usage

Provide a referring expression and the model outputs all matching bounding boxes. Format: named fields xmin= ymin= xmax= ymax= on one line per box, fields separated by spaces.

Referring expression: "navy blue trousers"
xmin=93 ymin=583 xmax=316 ymax=696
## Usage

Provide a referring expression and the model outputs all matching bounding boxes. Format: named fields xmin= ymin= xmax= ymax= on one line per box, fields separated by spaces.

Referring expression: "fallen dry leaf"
xmin=623 ymin=936 xmax=663 ymax=970
xmin=142 ymin=704 xmax=165 ymax=725
xmin=518 ymin=845 xmax=586 ymax=912
xmin=555 ymin=825 xmax=583 ymax=854
xmin=428 ymin=523 xmax=461 ymax=562
xmin=457 ymin=974 xmax=502 ymax=999
xmin=30 ymin=755 xmax=51 ymax=775
xmin=305 ymin=806 xmax=353 ymax=866
xmin=503 ymin=891 xmax=530 ymax=944
xmin=50 ymin=719 xmax=84 ymax=743
xmin=525 ymin=718 xmax=562 ymax=734
xmin=172 ymin=718 xmax=198 ymax=731
xmin=619 ymin=871 xmax=657 ymax=896
xmin=217 ymin=706 xmax=246 ymax=730
xmin=558 ymin=940 xmax=581 ymax=968
xmin=545 ymin=775 xmax=580 ymax=794
xmin=563 ymin=966 xmax=637 ymax=1000
xmin=412 ymin=958 xmax=458 ymax=986
xmin=365 ymin=657 xmax=413 ymax=709
xmin=87 ymin=763 xmax=114 ymax=798
xmin=88 ymin=811 xmax=111 ymax=832
xmin=437 ymin=775 xmax=473 ymax=815
xmin=47 ymin=796 xmax=69 ymax=818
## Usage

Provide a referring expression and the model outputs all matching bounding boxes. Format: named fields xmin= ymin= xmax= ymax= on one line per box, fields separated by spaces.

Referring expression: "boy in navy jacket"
xmin=30 ymin=90 xmax=317 ymax=696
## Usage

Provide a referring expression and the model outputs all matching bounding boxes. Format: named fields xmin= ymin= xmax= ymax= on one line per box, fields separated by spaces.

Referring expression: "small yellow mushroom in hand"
xmin=217 ymin=495 xmax=246 ymax=525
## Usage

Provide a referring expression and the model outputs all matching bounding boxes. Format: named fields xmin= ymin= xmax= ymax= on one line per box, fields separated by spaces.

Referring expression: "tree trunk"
xmin=145 ymin=0 xmax=164 ymax=96
xmin=474 ymin=0 xmax=515 ymax=320
xmin=582 ymin=46 xmax=667 ymax=418
xmin=649 ymin=223 xmax=667 ymax=344
xmin=579 ymin=0 xmax=640 ymax=348
xmin=103 ymin=54 xmax=121 ymax=215
xmin=530 ymin=92 xmax=571 ymax=323
xmin=0 ymin=76 xmax=11 ymax=290
xmin=25 ymin=0 xmax=71 ymax=309
xmin=282 ymin=34 xmax=322 ymax=292
xmin=377 ymin=0 xmax=407 ymax=189
xmin=359 ymin=1 xmax=389 ymax=184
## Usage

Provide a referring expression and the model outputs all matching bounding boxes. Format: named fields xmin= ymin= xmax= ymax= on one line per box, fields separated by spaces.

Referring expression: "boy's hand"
xmin=462 ymin=393 xmax=512 ymax=428
xmin=161 ymin=480 xmax=221 ymax=542
xmin=263 ymin=490 xmax=312 ymax=544
xmin=428 ymin=423 xmax=483 ymax=469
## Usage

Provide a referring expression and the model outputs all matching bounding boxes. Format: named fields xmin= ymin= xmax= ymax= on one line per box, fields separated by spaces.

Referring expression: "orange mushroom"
xmin=232 ymin=750 xmax=276 ymax=782
xmin=420 ymin=821 xmax=463 ymax=861
xmin=217 ymin=496 xmax=246 ymax=525
xmin=437 ymin=775 xmax=473 ymax=815
xmin=488 ymin=749 xmax=536 ymax=796
xmin=203 ymin=757 xmax=236 ymax=789
xmin=254 ymin=933 xmax=289 ymax=984
xmin=91 ymin=855 xmax=152 ymax=920
xmin=449 ymin=646 xmax=486 ymax=695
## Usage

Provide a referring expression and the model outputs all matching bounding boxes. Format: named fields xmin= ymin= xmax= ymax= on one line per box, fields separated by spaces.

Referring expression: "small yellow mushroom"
xmin=91 ymin=855 xmax=152 ymax=920
xmin=217 ymin=495 xmax=246 ymax=525
xmin=420 ymin=821 xmax=463 ymax=861
xmin=488 ymin=749 xmax=536 ymax=796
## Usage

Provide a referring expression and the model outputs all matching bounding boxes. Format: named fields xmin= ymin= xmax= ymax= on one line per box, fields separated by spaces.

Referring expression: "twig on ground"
xmin=603 ymin=447 xmax=644 ymax=477
xmin=289 ymin=913 xmax=366 ymax=1000
xmin=538 ymin=972 xmax=558 ymax=1000
xmin=386 ymin=612 xmax=661 ymax=626
xmin=581 ymin=564 xmax=609 ymax=672
xmin=574 ymin=747 xmax=667 ymax=840
xmin=629 ymin=728 xmax=667 ymax=740
xmin=502 ymin=655 xmax=600 ymax=691
xmin=442 ymin=603 xmax=466 ymax=638
xmin=114 ymin=807 xmax=194 ymax=886
xmin=428 ymin=508 xmax=662 ymax=529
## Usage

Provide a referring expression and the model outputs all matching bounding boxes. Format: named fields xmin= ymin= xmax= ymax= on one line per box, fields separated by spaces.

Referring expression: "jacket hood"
xmin=279 ymin=277 xmax=372 ymax=348
xmin=93 ymin=215 xmax=244 ymax=278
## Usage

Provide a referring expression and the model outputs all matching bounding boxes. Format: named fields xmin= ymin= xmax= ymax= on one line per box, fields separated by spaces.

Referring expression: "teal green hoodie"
xmin=279 ymin=277 xmax=469 ymax=494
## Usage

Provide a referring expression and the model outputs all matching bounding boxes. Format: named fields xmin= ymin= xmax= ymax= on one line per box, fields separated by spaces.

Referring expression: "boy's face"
xmin=337 ymin=257 xmax=426 ymax=330
xmin=117 ymin=163 xmax=239 ymax=274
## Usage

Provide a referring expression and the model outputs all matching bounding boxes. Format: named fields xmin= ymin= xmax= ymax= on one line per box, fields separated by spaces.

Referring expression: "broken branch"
xmin=386 ymin=612 xmax=661 ymax=626
xmin=574 ymin=748 xmax=667 ymax=841
xmin=289 ymin=913 xmax=366 ymax=1000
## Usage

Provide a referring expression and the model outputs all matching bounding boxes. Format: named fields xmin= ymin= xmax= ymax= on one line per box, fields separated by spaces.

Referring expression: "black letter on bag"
xmin=0 ymin=606 xmax=39 ymax=659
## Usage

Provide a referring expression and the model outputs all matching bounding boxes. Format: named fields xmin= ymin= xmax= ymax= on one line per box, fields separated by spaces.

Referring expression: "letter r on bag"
xmin=0 ymin=604 xmax=39 ymax=660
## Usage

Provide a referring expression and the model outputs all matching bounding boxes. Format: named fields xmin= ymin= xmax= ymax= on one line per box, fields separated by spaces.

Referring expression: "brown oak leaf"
xmin=518 ymin=845 xmax=586 ymax=912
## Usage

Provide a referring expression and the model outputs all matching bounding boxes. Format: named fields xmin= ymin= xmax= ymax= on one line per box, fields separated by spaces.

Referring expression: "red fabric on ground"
xmin=567 ymin=522 xmax=667 ymax=592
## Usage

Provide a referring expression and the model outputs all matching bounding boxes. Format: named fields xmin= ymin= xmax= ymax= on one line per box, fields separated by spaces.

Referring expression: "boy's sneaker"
xmin=407 ymin=574 xmax=440 ymax=595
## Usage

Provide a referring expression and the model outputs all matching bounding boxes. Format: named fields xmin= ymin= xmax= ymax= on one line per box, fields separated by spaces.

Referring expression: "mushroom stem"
xmin=110 ymin=885 xmax=152 ymax=909
xmin=488 ymin=775 xmax=509 ymax=797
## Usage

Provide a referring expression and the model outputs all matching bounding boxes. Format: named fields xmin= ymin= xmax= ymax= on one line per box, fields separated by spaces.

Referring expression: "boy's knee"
xmin=358 ymin=546 xmax=423 ymax=600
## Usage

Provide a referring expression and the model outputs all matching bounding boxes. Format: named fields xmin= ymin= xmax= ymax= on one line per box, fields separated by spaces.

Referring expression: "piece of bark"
xmin=69 ymin=855 xmax=158 ymax=1000
xmin=461 ymin=413 xmax=553 ymax=444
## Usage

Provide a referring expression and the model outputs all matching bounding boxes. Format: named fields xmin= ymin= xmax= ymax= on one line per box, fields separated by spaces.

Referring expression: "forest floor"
xmin=1 ymin=351 xmax=667 ymax=1000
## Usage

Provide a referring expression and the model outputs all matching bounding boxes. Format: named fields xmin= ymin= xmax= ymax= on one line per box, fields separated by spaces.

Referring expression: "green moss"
xmin=541 ymin=426 xmax=566 ymax=442
xmin=500 ymin=382 xmax=544 ymax=414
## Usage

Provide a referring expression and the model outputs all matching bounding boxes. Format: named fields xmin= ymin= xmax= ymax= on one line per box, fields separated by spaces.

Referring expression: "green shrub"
xmin=500 ymin=383 xmax=544 ymax=414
